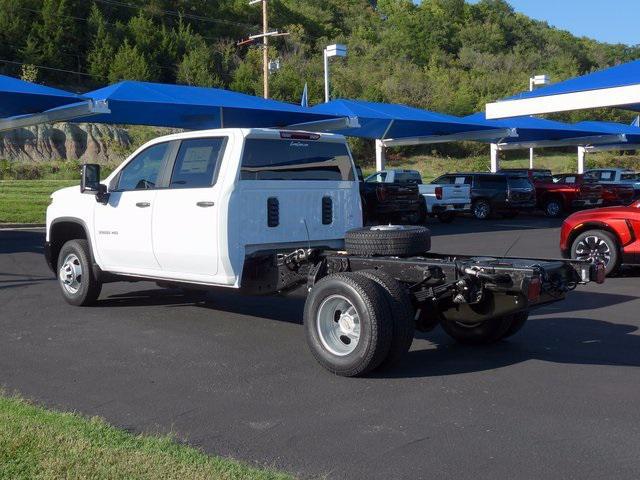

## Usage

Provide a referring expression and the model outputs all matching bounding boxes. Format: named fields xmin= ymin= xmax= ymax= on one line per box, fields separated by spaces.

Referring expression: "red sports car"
xmin=561 ymin=200 xmax=640 ymax=275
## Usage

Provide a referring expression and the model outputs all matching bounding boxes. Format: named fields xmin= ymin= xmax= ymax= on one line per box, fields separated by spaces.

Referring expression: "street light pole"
xmin=323 ymin=44 xmax=347 ymax=103
xmin=528 ymin=74 xmax=551 ymax=169
xmin=261 ymin=0 xmax=269 ymax=99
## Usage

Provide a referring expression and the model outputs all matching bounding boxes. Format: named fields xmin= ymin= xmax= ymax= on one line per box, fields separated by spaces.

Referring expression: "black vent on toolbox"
xmin=322 ymin=196 xmax=333 ymax=225
xmin=267 ymin=197 xmax=279 ymax=227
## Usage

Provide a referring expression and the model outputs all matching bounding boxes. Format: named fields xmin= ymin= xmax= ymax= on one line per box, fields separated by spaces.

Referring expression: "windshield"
xmin=240 ymin=139 xmax=355 ymax=181
xmin=507 ymin=177 xmax=532 ymax=189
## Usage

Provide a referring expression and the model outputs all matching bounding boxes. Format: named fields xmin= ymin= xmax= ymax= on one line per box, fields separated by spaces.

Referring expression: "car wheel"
xmin=345 ymin=225 xmax=431 ymax=257
xmin=304 ymin=273 xmax=393 ymax=377
xmin=571 ymin=229 xmax=620 ymax=276
xmin=472 ymin=200 xmax=491 ymax=220
xmin=357 ymin=270 xmax=415 ymax=368
xmin=500 ymin=311 xmax=529 ymax=339
xmin=440 ymin=314 xmax=514 ymax=345
xmin=544 ymin=198 xmax=563 ymax=218
xmin=57 ymin=239 xmax=102 ymax=306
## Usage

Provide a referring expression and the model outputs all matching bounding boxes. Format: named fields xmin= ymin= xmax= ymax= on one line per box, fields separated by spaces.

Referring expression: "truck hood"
xmin=51 ymin=185 xmax=80 ymax=200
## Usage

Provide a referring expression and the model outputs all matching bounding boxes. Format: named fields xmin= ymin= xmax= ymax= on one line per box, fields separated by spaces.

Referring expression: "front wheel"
xmin=472 ymin=200 xmax=491 ymax=220
xmin=57 ymin=239 xmax=102 ymax=306
xmin=304 ymin=273 xmax=393 ymax=377
xmin=571 ymin=229 xmax=620 ymax=276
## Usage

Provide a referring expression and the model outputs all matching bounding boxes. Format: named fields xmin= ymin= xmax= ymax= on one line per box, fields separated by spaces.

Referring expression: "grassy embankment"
xmin=0 ymin=393 xmax=292 ymax=480
xmin=2 ymin=152 xmax=640 ymax=224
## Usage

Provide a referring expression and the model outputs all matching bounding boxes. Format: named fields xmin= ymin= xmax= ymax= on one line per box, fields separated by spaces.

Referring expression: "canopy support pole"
xmin=490 ymin=143 xmax=499 ymax=172
xmin=375 ymin=139 xmax=386 ymax=171
xmin=0 ymin=100 xmax=110 ymax=132
xmin=577 ymin=146 xmax=586 ymax=174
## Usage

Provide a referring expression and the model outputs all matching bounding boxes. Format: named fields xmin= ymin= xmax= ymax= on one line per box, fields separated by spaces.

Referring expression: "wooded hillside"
xmin=2 ymin=0 xmax=638 ymax=123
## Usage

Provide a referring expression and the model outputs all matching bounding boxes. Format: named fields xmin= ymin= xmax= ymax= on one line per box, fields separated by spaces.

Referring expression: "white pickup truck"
xmin=366 ymin=169 xmax=471 ymax=223
xmin=46 ymin=128 xmax=604 ymax=376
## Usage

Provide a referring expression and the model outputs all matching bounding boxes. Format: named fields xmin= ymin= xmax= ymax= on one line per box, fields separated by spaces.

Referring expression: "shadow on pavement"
xmin=0 ymin=230 xmax=44 ymax=255
xmin=377 ymin=315 xmax=640 ymax=379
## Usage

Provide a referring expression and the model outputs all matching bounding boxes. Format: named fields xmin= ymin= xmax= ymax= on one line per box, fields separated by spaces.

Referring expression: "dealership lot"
xmin=1 ymin=219 xmax=640 ymax=480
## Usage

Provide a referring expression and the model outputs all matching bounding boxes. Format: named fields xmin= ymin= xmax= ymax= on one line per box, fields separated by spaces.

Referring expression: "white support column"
xmin=529 ymin=147 xmax=534 ymax=169
xmin=375 ymin=139 xmax=386 ymax=171
xmin=577 ymin=146 xmax=586 ymax=174
xmin=490 ymin=143 xmax=499 ymax=172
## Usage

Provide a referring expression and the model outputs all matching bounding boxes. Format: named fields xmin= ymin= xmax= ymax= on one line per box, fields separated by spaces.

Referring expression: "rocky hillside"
xmin=0 ymin=123 xmax=132 ymax=164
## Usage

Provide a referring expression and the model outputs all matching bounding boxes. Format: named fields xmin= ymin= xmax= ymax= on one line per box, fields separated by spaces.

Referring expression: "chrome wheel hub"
xmin=575 ymin=235 xmax=611 ymax=265
xmin=59 ymin=253 xmax=82 ymax=294
xmin=316 ymin=295 xmax=361 ymax=356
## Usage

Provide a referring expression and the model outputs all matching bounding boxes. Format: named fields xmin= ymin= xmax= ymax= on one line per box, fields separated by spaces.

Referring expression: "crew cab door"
xmin=151 ymin=137 xmax=227 ymax=279
xmin=93 ymin=141 xmax=171 ymax=271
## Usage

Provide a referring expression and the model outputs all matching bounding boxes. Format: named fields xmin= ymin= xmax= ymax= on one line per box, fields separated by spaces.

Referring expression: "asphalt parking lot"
xmin=1 ymin=217 xmax=640 ymax=480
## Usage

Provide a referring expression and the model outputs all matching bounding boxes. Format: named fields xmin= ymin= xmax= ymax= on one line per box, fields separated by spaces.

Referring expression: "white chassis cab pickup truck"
xmin=366 ymin=169 xmax=471 ymax=223
xmin=46 ymin=128 xmax=605 ymax=377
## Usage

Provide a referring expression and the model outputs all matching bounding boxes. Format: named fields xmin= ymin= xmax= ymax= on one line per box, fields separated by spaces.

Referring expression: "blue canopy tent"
xmin=486 ymin=60 xmax=640 ymax=119
xmin=0 ymin=74 xmax=83 ymax=118
xmin=311 ymin=99 xmax=516 ymax=170
xmin=78 ymin=81 xmax=340 ymax=129
xmin=464 ymin=113 xmax=628 ymax=172
xmin=570 ymin=121 xmax=640 ymax=172
xmin=0 ymin=80 xmax=345 ymax=133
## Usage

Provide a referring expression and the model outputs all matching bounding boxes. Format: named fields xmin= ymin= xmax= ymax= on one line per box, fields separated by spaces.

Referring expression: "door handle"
xmin=136 ymin=202 xmax=151 ymax=208
xmin=196 ymin=201 xmax=215 ymax=207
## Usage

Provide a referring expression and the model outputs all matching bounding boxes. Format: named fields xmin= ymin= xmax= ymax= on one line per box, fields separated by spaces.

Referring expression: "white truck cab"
xmin=46 ymin=128 xmax=362 ymax=290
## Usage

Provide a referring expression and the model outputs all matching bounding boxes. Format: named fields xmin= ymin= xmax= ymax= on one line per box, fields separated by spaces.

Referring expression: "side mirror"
xmin=81 ymin=164 xmax=101 ymax=193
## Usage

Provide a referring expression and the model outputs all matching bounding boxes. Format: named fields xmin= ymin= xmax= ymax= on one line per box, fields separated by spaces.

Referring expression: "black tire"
xmin=304 ymin=273 xmax=393 ymax=377
xmin=570 ymin=229 xmax=620 ymax=276
xmin=440 ymin=315 xmax=514 ymax=345
xmin=345 ymin=226 xmax=431 ymax=257
xmin=357 ymin=270 xmax=415 ymax=367
xmin=472 ymin=199 xmax=492 ymax=220
xmin=56 ymin=239 xmax=102 ymax=306
xmin=544 ymin=198 xmax=563 ymax=218
xmin=437 ymin=211 xmax=456 ymax=223
xmin=500 ymin=311 xmax=529 ymax=339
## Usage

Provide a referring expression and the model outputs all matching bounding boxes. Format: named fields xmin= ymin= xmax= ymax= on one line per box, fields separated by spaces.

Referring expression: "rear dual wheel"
xmin=304 ymin=271 xmax=414 ymax=377
xmin=440 ymin=311 xmax=529 ymax=345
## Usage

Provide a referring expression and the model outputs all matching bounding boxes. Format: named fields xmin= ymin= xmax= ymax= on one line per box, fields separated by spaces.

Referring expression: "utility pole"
xmin=241 ymin=0 xmax=288 ymax=99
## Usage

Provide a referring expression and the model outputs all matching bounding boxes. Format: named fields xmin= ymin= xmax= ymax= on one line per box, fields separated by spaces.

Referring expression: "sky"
xmin=462 ymin=0 xmax=639 ymax=46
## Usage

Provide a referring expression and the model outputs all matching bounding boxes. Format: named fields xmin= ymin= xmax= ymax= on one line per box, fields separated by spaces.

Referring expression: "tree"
xmin=87 ymin=5 xmax=117 ymax=83
xmin=177 ymin=45 xmax=222 ymax=87
xmin=108 ymin=41 xmax=153 ymax=83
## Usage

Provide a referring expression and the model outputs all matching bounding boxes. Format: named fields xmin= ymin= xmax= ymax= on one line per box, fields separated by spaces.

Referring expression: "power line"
xmin=0 ymin=58 xmax=96 ymax=78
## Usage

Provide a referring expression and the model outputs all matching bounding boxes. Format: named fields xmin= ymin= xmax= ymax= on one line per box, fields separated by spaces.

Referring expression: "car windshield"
xmin=507 ymin=177 xmax=532 ymax=189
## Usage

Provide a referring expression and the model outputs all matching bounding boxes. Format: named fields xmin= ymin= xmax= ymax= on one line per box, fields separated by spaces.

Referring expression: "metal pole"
xmin=323 ymin=48 xmax=330 ymax=103
xmin=375 ymin=139 xmax=386 ymax=171
xmin=529 ymin=77 xmax=534 ymax=169
xmin=262 ymin=0 xmax=269 ymax=99
xmin=490 ymin=143 xmax=499 ymax=172
xmin=577 ymin=146 xmax=586 ymax=174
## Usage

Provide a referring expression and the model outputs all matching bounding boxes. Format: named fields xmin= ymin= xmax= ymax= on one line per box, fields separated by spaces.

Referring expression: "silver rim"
xmin=59 ymin=253 xmax=82 ymax=294
xmin=316 ymin=295 xmax=361 ymax=356
xmin=547 ymin=201 xmax=561 ymax=216
xmin=575 ymin=235 xmax=612 ymax=265
xmin=474 ymin=202 xmax=489 ymax=219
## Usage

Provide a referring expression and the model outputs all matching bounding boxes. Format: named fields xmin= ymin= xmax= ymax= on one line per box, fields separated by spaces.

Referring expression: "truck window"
xmin=507 ymin=177 xmax=532 ymax=189
xmin=366 ymin=172 xmax=387 ymax=183
xmin=170 ymin=138 xmax=226 ymax=188
xmin=599 ymin=170 xmax=615 ymax=180
xmin=454 ymin=176 xmax=467 ymax=185
xmin=621 ymin=172 xmax=638 ymax=181
xmin=476 ymin=175 xmax=507 ymax=188
xmin=564 ymin=176 xmax=577 ymax=184
xmin=117 ymin=142 xmax=169 ymax=191
xmin=395 ymin=171 xmax=422 ymax=184
xmin=532 ymin=171 xmax=553 ymax=182
xmin=240 ymin=139 xmax=354 ymax=181
xmin=432 ymin=175 xmax=452 ymax=184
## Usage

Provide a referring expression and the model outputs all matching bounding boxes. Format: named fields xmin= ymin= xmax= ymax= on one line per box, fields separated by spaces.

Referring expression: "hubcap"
xmin=547 ymin=202 xmax=560 ymax=216
xmin=316 ymin=295 xmax=361 ymax=356
xmin=575 ymin=235 xmax=611 ymax=265
xmin=59 ymin=253 xmax=82 ymax=294
xmin=475 ymin=203 xmax=489 ymax=219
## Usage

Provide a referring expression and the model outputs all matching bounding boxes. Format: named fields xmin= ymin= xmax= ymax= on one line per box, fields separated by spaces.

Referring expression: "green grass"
xmin=0 ymin=180 xmax=77 ymax=223
xmin=0 ymin=393 xmax=292 ymax=480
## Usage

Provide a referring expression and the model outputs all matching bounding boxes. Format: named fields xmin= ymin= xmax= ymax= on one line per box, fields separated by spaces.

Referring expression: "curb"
xmin=0 ymin=223 xmax=45 ymax=229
